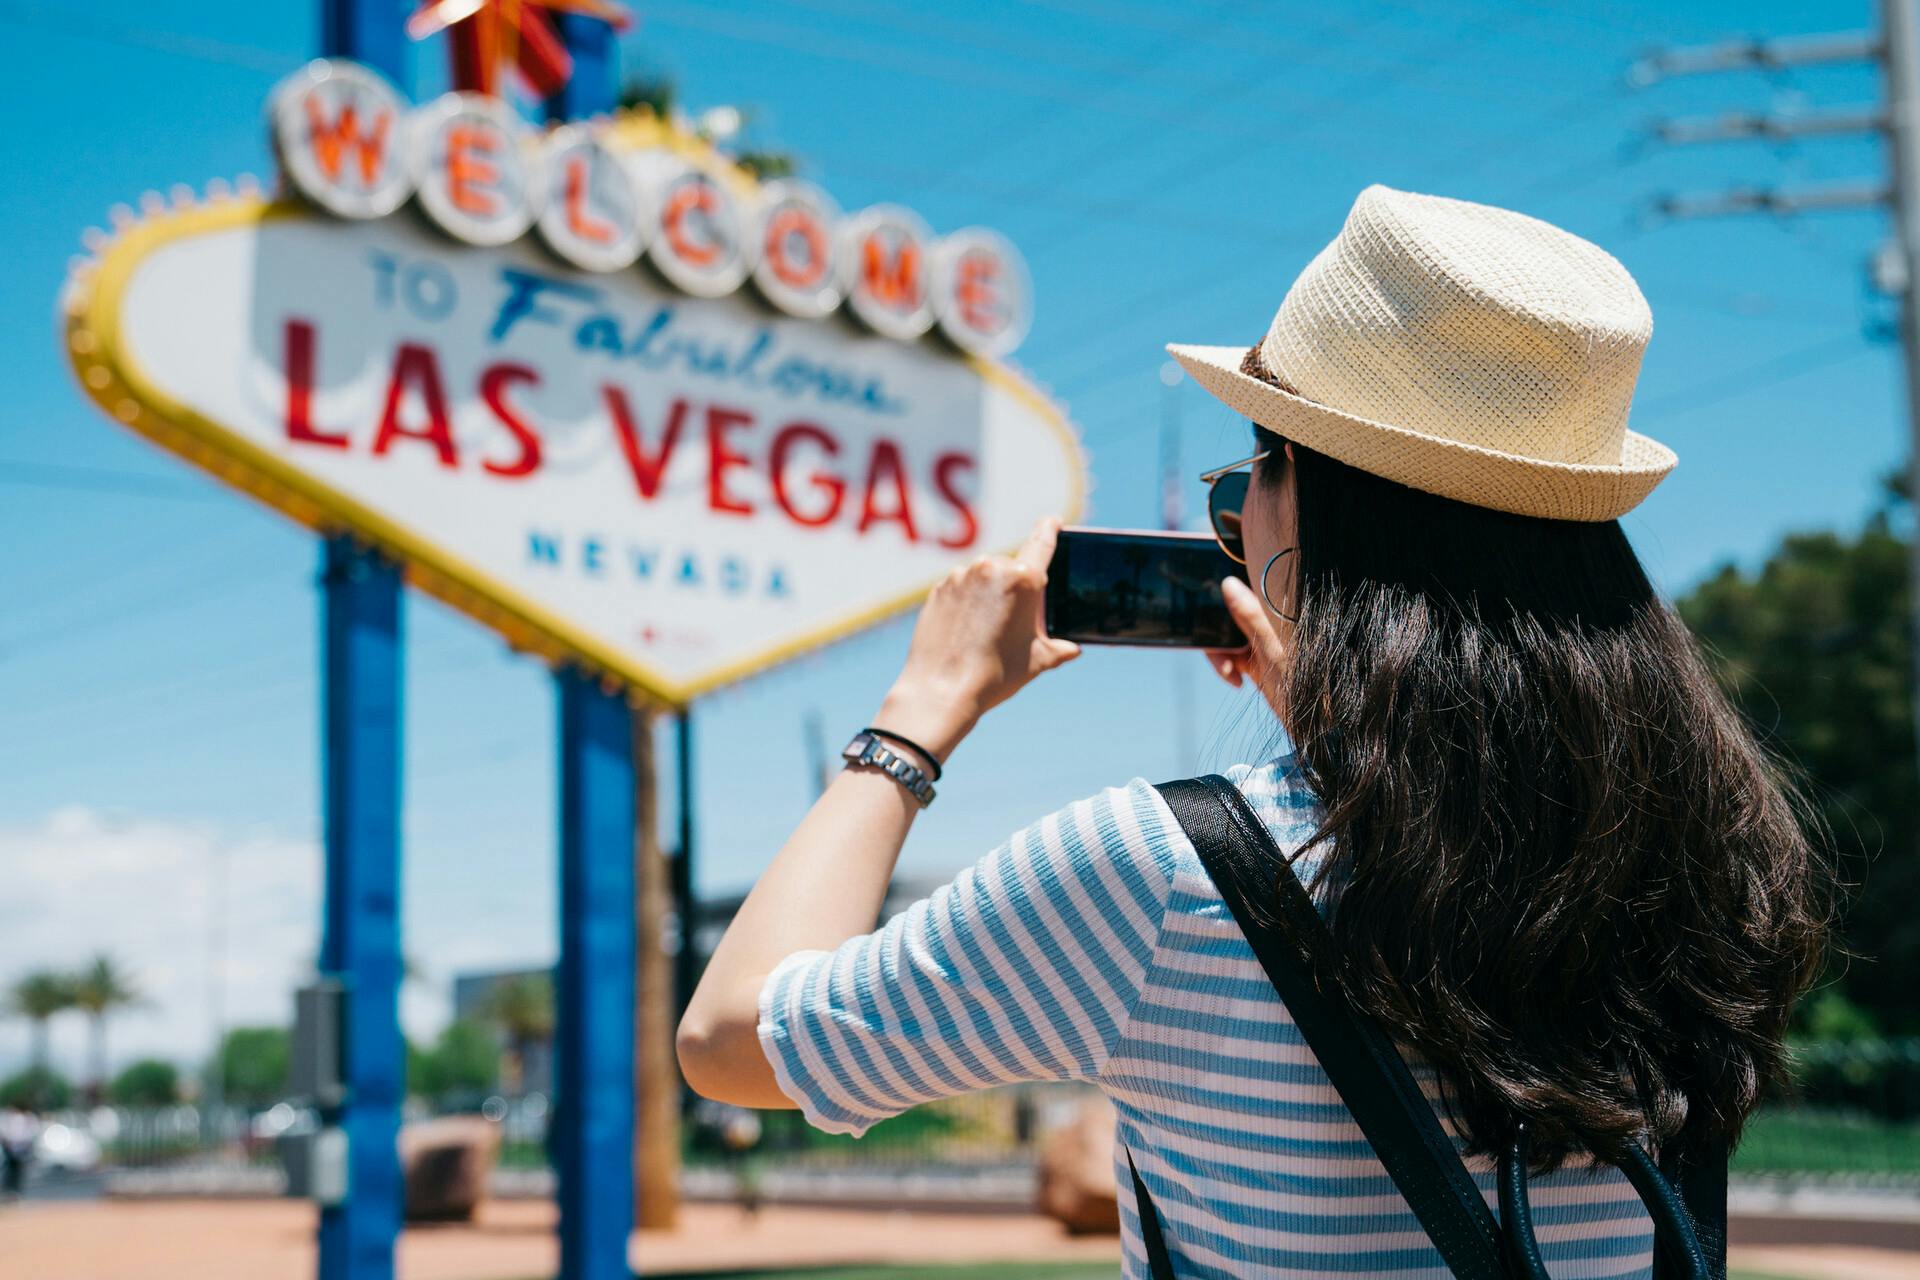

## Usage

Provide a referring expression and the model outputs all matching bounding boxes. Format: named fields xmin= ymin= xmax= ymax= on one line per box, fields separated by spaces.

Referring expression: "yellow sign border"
xmin=61 ymin=193 xmax=1086 ymax=707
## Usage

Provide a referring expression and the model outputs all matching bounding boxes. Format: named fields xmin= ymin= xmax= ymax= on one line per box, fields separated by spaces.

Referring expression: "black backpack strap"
xmin=1662 ymin=1141 xmax=1728 ymax=1280
xmin=1152 ymin=775 xmax=1508 ymax=1280
xmin=1126 ymin=1146 xmax=1176 ymax=1280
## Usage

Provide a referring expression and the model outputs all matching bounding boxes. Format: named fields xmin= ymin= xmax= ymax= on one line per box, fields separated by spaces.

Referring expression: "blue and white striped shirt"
xmin=757 ymin=755 xmax=1657 ymax=1278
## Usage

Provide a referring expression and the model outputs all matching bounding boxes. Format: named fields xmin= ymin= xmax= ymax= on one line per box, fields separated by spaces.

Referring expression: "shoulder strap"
xmin=1126 ymin=1148 xmax=1176 ymax=1280
xmin=1652 ymin=1139 xmax=1728 ymax=1280
xmin=1152 ymin=775 xmax=1509 ymax=1280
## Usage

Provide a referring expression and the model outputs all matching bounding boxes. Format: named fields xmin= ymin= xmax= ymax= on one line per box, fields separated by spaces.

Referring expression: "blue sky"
xmin=0 ymin=0 xmax=1905 ymax=1072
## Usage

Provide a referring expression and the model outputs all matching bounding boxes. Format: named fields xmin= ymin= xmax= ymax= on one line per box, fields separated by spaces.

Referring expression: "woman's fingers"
xmin=1015 ymin=517 xmax=1062 ymax=575
xmin=1036 ymin=636 xmax=1081 ymax=672
xmin=1221 ymin=575 xmax=1287 ymax=676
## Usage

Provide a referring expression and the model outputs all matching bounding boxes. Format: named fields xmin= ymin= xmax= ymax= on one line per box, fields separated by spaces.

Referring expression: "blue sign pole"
xmin=316 ymin=7 xmax=408 ymax=1280
xmin=554 ymin=672 xmax=637 ymax=1280
xmin=317 ymin=537 xmax=405 ymax=1280
xmin=545 ymin=24 xmax=635 ymax=1280
xmin=546 ymin=12 xmax=618 ymax=122
xmin=321 ymin=0 xmax=406 ymax=84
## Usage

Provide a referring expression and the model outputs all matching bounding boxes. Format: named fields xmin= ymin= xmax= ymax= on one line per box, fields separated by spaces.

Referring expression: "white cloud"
xmin=0 ymin=806 xmax=319 ymax=1081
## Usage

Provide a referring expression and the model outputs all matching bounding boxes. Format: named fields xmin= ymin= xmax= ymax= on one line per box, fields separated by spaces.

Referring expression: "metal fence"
xmin=1730 ymin=1038 xmax=1920 ymax=1182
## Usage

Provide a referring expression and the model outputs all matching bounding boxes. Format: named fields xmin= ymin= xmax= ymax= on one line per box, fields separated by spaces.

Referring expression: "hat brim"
xmin=1166 ymin=343 xmax=1676 ymax=522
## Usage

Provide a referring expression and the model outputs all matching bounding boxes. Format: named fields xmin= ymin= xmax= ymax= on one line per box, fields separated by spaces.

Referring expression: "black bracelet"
xmin=863 ymin=726 xmax=943 ymax=780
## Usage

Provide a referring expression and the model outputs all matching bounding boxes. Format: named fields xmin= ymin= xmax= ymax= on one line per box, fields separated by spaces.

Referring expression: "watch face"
xmin=842 ymin=733 xmax=872 ymax=761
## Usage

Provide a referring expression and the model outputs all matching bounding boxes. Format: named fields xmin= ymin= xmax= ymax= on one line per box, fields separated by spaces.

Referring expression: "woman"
xmin=678 ymin=186 xmax=1830 ymax=1276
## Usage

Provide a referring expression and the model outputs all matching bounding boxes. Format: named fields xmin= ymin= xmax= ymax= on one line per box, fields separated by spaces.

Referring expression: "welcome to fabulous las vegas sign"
xmin=60 ymin=59 xmax=1085 ymax=706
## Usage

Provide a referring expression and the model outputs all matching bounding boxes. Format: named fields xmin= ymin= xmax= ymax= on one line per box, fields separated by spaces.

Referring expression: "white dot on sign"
xmin=272 ymin=59 xmax=413 ymax=220
xmin=114 ymin=399 xmax=138 ymax=421
xmin=70 ymin=330 xmax=96 ymax=355
xmin=85 ymin=366 xmax=110 ymax=388
xmin=839 ymin=204 xmax=937 ymax=341
xmin=1160 ymin=361 xmax=1184 ymax=388
xmin=535 ymin=125 xmax=649 ymax=273
xmin=930 ymin=227 xmax=1031 ymax=358
xmin=645 ymin=162 xmax=753 ymax=298
xmin=411 ymin=94 xmax=541 ymax=247
xmin=750 ymin=180 xmax=844 ymax=320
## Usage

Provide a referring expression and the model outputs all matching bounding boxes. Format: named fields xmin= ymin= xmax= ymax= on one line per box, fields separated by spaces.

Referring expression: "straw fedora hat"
xmin=1168 ymin=185 xmax=1675 ymax=521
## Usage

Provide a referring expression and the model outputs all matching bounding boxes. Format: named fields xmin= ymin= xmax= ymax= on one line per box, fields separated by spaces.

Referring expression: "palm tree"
xmin=616 ymin=71 xmax=676 ymax=118
xmin=616 ymin=72 xmax=798 ymax=180
xmin=70 ymin=955 xmax=141 ymax=1102
xmin=481 ymin=975 xmax=554 ymax=1092
xmin=6 ymin=971 xmax=77 ymax=1070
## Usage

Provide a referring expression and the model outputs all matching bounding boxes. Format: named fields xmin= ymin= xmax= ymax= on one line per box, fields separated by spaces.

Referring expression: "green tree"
xmin=1677 ymin=496 xmax=1916 ymax=1030
xmin=213 ymin=1026 xmax=290 ymax=1107
xmin=0 ymin=1065 xmax=71 ymax=1111
xmin=410 ymin=1019 xmax=500 ymax=1101
xmin=616 ymin=72 xmax=797 ymax=181
xmin=480 ymin=975 xmax=553 ymax=1092
xmin=70 ymin=954 xmax=142 ymax=1100
xmin=109 ymin=1058 xmax=179 ymax=1107
xmin=6 ymin=970 xmax=76 ymax=1069
xmin=616 ymin=71 xmax=675 ymax=118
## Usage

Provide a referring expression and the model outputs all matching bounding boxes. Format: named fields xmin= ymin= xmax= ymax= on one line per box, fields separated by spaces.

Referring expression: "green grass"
xmin=680 ymin=1274 xmax=1799 ymax=1280
xmin=648 ymin=1271 xmax=1806 ymax=1280
xmin=645 ymin=1267 xmax=1116 ymax=1280
xmin=1731 ymin=1108 xmax=1920 ymax=1176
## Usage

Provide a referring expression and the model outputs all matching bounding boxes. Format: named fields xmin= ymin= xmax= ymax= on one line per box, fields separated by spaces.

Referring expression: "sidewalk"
xmin=3 ymin=1195 xmax=1920 ymax=1279
xmin=0 ymin=1198 xmax=1121 ymax=1280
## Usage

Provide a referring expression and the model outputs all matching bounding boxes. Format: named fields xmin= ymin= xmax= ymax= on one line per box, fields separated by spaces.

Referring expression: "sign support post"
xmin=633 ymin=707 xmax=681 ymax=1229
xmin=555 ymin=672 xmax=637 ymax=1280
xmin=317 ymin=535 xmax=405 ymax=1280
xmin=546 ymin=10 xmax=617 ymax=121
xmin=314 ymin=7 xmax=408 ymax=1280
xmin=672 ymin=711 xmax=697 ymax=1027
xmin=541 ymin=25 xmax=638 ymax=1278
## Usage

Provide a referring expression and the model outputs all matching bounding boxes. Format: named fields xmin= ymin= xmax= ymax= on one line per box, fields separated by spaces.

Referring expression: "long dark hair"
xmin=1251 ymin=412 xmax=1833 ymax=1170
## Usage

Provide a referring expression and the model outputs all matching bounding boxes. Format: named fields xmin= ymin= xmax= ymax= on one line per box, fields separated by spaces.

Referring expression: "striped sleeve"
xmin=756 ymin=779 xmax=1187 ymax=1137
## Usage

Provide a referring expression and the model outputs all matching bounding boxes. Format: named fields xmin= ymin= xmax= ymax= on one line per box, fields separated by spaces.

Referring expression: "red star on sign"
xmin=408 ymin=0 xmax=632 ymax=98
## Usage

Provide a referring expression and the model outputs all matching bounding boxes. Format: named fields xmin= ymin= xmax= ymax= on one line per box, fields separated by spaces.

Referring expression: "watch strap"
xmin=842 ymin=731 xmax=936 ymax=807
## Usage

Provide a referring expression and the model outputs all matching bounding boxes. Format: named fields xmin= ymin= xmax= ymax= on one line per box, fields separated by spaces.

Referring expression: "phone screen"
xmin=1045 ymin=527 xmax=1246 ymax=649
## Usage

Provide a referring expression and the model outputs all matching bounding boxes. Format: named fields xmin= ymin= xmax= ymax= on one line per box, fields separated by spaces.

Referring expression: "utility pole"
xmin=1883 ymin=0 xmax=1920 ymax=783
xmin=1160 ymin=360 xmax=1195 ymax=773
xmin=203 ymin=838 xmax=227 ymax=1143
xmin=1635 ymin=0 xmax=1920 ymax=775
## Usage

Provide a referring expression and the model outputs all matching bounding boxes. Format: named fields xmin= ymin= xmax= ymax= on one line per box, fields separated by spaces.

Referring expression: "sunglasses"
xmin=1198 ymin=449 xmax=1270 ymax=565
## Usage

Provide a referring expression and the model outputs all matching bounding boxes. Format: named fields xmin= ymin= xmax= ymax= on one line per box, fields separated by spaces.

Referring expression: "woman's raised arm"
xmin=675 ymin=518 xmax=1079 ymax=1106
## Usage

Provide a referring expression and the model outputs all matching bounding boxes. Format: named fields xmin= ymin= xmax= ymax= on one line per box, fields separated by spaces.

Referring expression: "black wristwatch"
xmin=842 ymin=731 xmax=937 ymax=807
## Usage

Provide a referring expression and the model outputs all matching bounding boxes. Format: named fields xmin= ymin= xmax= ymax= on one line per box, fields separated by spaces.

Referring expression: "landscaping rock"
xmin=1035 ymin=1095 xmax=1119 ymax=1235
xmin=400 ymin=1115 xmax=501 ymax=1222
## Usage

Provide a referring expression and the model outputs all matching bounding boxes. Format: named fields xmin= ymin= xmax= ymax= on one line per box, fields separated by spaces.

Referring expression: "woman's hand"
xmin=1205 ymin=575 xmax=1288 ymax=694
xmin=874 ymin=518 xmax=1081 ymax=762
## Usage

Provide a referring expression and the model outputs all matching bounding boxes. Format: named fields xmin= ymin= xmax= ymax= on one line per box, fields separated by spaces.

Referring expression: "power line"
xmin=1634 ymin=332 xmax=1879 ymax=421
xmin=1015 ymin=4 xmax=1522 ymax=256
xmin=0 ymin=562 xmax=279 ymax=662
xmin=745 ymin=0 xmax=1306 ymax=96
xmin=0 ymin=1 xmax=295 ymax=74
xmin=0 ymin=459 xmax=224 ymax=502
xmin=1029 ymin=89 xmax=1652 ymax=412
xmin=641 ymin=1 xmax=1266 ymax=127
xmin=1634 ymin=0 xmax=1920 ymax=776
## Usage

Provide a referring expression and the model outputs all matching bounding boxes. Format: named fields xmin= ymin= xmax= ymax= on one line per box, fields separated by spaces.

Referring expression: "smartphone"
xmin=1045 ymin=527 xmax=1245 ymax=649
